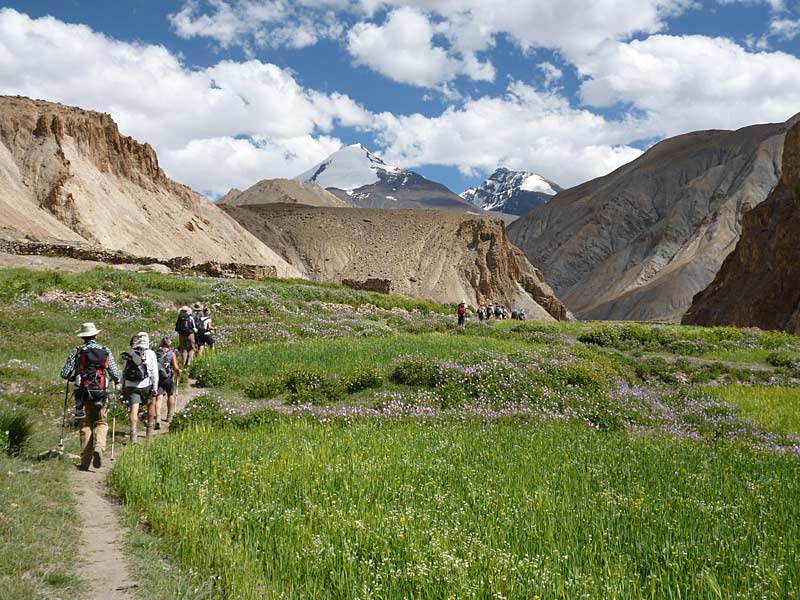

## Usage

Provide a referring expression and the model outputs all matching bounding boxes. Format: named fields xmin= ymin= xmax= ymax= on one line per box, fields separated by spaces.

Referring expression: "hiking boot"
xmin=129 ymin=429 xmax=138 ymax=445
xmin=165 ymin=411 xmax=173 ymax=423
xmin=92 ymin=448 xmax=102 ymax=468
xmin=77 ymin=464 xmax=90 ymax=472
xmin=154 ymin=421 xmax=161 ymax=431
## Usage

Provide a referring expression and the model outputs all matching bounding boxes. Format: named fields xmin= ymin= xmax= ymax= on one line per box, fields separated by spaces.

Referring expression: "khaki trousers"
xmin=79 ymin=404 xmax=108 ymax=468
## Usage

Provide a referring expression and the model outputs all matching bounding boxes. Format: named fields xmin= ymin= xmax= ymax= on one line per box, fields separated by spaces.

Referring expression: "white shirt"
xmin=125 ymin=348 xmax=159 ymax=391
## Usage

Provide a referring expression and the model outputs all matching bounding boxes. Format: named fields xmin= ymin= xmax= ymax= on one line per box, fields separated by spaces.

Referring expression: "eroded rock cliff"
xmin=0 ymin=96 xmax=299 ymax=276
xmin=683 ymin=121 xmax=800 ymax=332
xmin=224 ymin=203 xmax=569 ymax=320
xmin=507 ymin=116 xmax=796 ymax=321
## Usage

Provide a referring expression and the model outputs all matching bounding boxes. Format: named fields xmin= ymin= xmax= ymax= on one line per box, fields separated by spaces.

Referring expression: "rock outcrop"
xmin=507 ymin=116 xmax=796 ymax=321
xmin=219 ymin=178 xmax=351 ymax=208
xmin=683 ymin=121 xmax=800 ymax=332
xmin=0 ymin=96 xmax=299 ymax=276
xmin=224 ymin=203 xmax=569 ymax=320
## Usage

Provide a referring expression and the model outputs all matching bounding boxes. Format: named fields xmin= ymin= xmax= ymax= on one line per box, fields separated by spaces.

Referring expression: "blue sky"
xmin=1 ymin=1 xmax=800 ymax=196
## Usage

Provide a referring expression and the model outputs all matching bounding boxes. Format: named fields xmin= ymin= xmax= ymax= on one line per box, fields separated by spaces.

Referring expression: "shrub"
xmin=634 ymin=357 xmax=673 ymax=382
xmin=288 ymin=378 xmax=346 ymax=405
xmin=243 ymin=377 xmax=280 ymax=399
xmin=169 ymin=395 xmax=223 ymax=433
xmin=666 ymin=339 xmax=709 ymax=356
xmin=0 ymin=408 xmax=33 ymax=456
xmin=766 ymin=351 xmax=799 ymax=369
xmin=189 ymin=360 xmax=229 ymax=387
xmin=343 ymin=366 xmax=384 ymax=394
xmin=277 ymin=365 xmax=326 ymax=394
xmin=234 ymin=409 xmax=281 ymax=429
xmin=390 ymin=354 xmax=441 ymax=387
xmin=577 ymin=326 xmax=622 ymax=347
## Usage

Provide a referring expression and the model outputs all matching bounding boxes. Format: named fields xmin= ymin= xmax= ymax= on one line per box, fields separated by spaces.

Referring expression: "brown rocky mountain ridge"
xmin=683 ymin=120 xmax=800 ymax=332
xmin=219 ymin=178 xmax=351 ymax=208
xmin=223 ymin=203 xmax=569 ymax=320
xmin=0 ymin=96 xmax=299 ymax=277
xmin=508 ymin=115 xmax=798 ymax=322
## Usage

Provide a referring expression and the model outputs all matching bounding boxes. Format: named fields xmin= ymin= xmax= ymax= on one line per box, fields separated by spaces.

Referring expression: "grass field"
xmin=112 ymin=418 xmax=800 ymax=599
xmin=2 ymin=267 xmax=800 ymax=599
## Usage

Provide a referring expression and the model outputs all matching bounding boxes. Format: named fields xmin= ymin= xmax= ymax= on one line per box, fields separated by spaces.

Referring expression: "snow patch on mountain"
xmin=296 ymin=144 xmax=400 ymax=191
xmin=461 ymin=168 xmax=562 ymax=215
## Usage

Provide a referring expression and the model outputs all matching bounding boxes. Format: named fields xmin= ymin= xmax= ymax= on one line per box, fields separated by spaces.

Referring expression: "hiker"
xmin=486 ymin=303 xmax=493 ymax=319
xmin=457 ymin=300 xmax=467 ymax=326
xmin=175 ymin=305 xmax=197 ymax=367
xmin=197 ymin=306 xmax=216 ymax=354
xmin=155 ymin=337 xmax=182 ymax=427
xmin=494 ymin=304 xmax=503 ymax=319
xmin=191 ymin=302 xmax=206 ymax=355
xmin=518 ymin=309 xmax=526 ymax=321
xmin=60 ymin=322 xmax=120 ymax=470
xmin=122 ymin=332 xmax=159 ymax=443
xmin=477 ymin=304 xmax=485 ymax=321
xmin=511 ymin=309 xmax=519 ymax=320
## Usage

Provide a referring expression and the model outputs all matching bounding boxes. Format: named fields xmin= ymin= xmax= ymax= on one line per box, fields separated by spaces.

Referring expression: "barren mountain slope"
xmin=219 ymin=178 xmax=351 ymax=208
xmin=507 ymin=117 xmax=794 ymax=321
xmin=683 ymin=121 xmax=800 ymax=332
xmin=0 ymin=96 xmax=299 ymax=276
xmin=224 ymin=203 xmax=569 ymax=320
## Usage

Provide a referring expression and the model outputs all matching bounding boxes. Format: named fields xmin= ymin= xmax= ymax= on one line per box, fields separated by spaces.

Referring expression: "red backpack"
xmin=458 ymin=305 xmax=466 ymax=316
xmin=78 ymin=346 xmax=110 ymax=398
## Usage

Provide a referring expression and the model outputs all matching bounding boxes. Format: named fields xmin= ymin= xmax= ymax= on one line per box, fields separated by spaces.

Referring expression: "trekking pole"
xmin=110 ymin=386 xmax=118 ymax=461
xmin=59 ymin=380 xmax=69 ymax=451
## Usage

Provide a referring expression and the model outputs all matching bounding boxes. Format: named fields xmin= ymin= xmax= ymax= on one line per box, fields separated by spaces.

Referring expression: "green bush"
xmin=577 ymin=326 xmax=622 ymax=347
xmin=277 ymin=365 xmax=326 ymax=394
xmin=634 ymin=357 xmax=674 ymax=382
xmin=234 ymin=409 xmax=281 ymax=429
xmin=189 ymin=360 xmax=229 ymax=387
xmin=766 ymin=351 xmax=799 ymax=369
xmin=243 ymin=377 xmax=280 ymax=399
xmin=288 ymin=378 xmax=346 ymax=405
xmin=0 ymin=408 xmax=33 ymax=456
xmin=169 ymin=395 xmax=223 ymax=433
xmin=390 ymin=354 xmax=441 ymax=387
xmin=343 ymin=366 xmax=384 ymax=394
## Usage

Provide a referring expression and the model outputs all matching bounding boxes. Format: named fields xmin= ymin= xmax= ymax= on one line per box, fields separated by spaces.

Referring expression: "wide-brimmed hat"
xmin=133 ymin=332 xmax=150 ymax=349
xmin=192 ymin=302 xmax=204 ymax=311
xmin=179 ymin=305 xmax=191 ymax=314
xmin=75 ymin=322 xmax=101 ymax=338
xmin=460 ymin=299 xmax=467 ymax=305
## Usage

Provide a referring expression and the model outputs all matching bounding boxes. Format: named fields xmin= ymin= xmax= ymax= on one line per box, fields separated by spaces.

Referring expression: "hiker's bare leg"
xmin=166 ymin=392 xmax=176 ymax=421
xmin=154 ymin=393 xmax=163 ymax=421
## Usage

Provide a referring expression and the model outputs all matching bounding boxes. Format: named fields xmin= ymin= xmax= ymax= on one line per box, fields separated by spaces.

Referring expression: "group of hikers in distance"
xmin=457 ymin=299 xmax=526 ymax=326
xmin=60 ymin=303 xmax=216 ymax=471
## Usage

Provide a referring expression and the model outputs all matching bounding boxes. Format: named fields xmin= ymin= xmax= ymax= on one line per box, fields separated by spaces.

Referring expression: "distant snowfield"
xmin=296 ymin=144 xmax=399 ymax=191
xmin=520 ymin=174 xmax=557 ymax=195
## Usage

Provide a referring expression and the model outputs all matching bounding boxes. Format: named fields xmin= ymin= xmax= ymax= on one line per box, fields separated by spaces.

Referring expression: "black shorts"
xmin=200 ymin=334 xmax=215 ymax=346
xmin=158 ymin=378 xmax=174 ymax=395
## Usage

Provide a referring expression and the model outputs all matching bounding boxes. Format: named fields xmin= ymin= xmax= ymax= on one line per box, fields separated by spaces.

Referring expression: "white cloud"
xmin=369 ymin=82 xmax=647 ymax=187
xmin=0 ymin=8 xmax=370 ymax=193
xmin=717 ymin=0 xmax=786 ymax=11
xmin=347 ymin=7 xmax=493 ymax=87
xmin=161 ymin=135 xmax=343 ymax=196
xmin=537 ymin=62 xmax=564 ymax=89
xmin=577 ymin=34 xmax=800 ymax=137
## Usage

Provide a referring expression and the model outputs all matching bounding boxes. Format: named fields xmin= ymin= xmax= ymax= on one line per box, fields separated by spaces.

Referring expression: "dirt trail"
xmin=68 ymin=380 xmax=205 ymax=600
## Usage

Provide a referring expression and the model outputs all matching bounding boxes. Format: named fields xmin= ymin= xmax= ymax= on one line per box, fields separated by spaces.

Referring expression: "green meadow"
xmin=1 ymin=267 xmax=799 ymax=599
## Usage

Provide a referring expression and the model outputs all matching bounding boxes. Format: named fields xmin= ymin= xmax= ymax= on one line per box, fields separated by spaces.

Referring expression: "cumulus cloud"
xmin=578 ymin=34 xmax=800 ymax=137
xmin=347 ymin=7 xmax=493 ymax=87
xmin=537 ymin=62 xmax=564 ymax=89
xmin=0 ymin=8 xmax=370 ymax=193
xmin=370 ymin=82 xmax=647 ymax=187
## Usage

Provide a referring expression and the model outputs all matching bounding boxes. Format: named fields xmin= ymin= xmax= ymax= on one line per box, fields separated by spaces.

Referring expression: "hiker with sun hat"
xmin=60 ymin=322 xmax=121 ymax=470
xmin=121 ymin=332 xmax=159 ymax=443
xmin=175 ymin=305 xmax=197 ymax=367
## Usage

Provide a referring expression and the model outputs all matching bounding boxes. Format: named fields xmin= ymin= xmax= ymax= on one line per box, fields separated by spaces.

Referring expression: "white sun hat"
xmin=133 ymin=332 xmax=151 ymax=349
xmin=75 ymin=322 xmax=101 ymax=338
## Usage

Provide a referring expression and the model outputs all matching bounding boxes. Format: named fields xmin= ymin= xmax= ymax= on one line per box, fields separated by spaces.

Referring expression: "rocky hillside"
xmin=296 ymin=144 xmax=474 ymax=211
xmin=224 ymin=203 xmax=569 ymax=320
xmin=219 ymin=178 xmax=350 ymax=208
xmin=0 ymin=96 xmax=299 ymax=276
xmin=683 ymin=121 xmax=800 ymax=332
xmin=507 ymin=117 xmax=796 ymax=321
xmin=461 ymin=168 xmax=561 ymax=215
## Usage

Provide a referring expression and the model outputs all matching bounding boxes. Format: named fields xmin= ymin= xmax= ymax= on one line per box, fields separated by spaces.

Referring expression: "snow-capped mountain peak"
xmin=460 ymin=168 xmax=562 ymax=216
xmin=296 ymin=144 xmax=400 ymax=191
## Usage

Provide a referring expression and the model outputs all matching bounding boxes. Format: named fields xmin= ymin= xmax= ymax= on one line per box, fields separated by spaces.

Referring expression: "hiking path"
xmin=68 ymin=379 xmax=204 ymax=599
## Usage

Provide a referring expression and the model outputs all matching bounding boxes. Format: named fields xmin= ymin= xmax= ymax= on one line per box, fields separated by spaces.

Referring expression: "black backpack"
xmin=78 ymin=346 xmax=109 ymax=400
xmin=122 ymin=349 xmax=148 ymax=382
xmin=194 ymin=311 xmax=206 ymax=336
xmin=175 ymin=313 xmax=193 ymax=335
xmin=156 ymin=348 xmax=174 ymax=381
